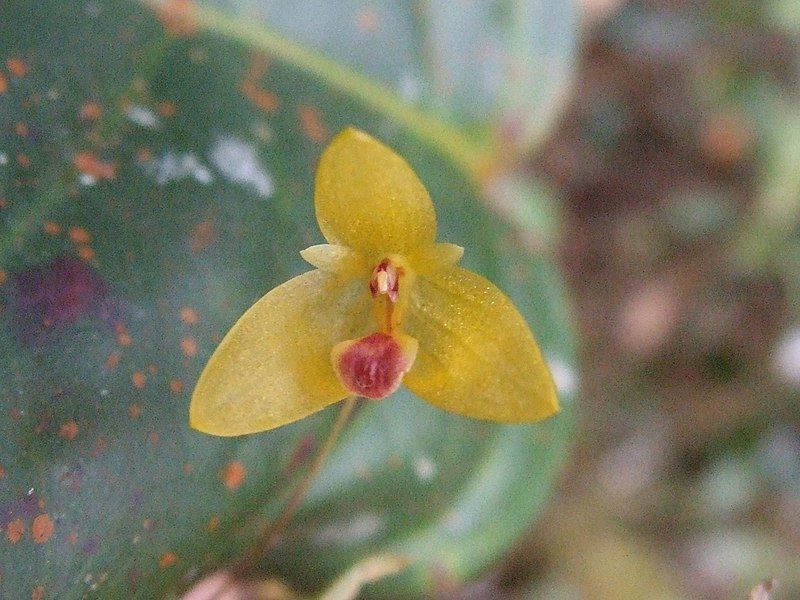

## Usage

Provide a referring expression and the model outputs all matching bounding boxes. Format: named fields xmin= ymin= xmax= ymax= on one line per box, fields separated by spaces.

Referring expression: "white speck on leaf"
xmin=84 ymin=0 xmax=101 ymax=17
xmin=413 ymin=456 xmax=437 ymax=482
xmin=251 ymin=120 xmax=273 ymax=142
xmin=548 ymin=357 xmax=578 ymax=396
xmin=79 ymin=173 xmax=97 ymax=186
xmin=0 ymin=153 xmax=8 ymax=165
xmin=144 ymin=151 xmax=213 ymax=186
xmin=125 ymin=105 xmax=160 ymax=129
xmin=209 ymin=136 xmax=274 ymax=198
xmin=313 ymin=512 xmax=385 ymax=546
xmin=397 ymin=72 xmax=421 ymax=103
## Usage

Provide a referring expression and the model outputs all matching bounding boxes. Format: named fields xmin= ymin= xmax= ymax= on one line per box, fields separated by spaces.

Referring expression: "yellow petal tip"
xmin=315 ymin=128 xmax=436 ymax=255
xmin=300 ymin=244 xmax=366 ymax=276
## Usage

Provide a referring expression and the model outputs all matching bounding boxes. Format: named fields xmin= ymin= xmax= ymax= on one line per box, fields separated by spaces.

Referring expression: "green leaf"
xmin=0 ymin=2 xmax=576 ymax=598
xmin=193 ymin=0 xmax=578 ymax=154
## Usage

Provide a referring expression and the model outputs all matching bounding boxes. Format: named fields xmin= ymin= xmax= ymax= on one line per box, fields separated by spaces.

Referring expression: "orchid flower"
xmin=190 ymin=128 xmax=559 ymax=436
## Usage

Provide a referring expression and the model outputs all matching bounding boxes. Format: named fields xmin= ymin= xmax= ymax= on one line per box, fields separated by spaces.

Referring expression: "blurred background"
xmin=486 ymin=1 xmax=800 ymax=598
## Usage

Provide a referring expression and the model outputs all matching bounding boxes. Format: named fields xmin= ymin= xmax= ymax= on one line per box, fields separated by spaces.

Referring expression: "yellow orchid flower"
xmin=190 ymin=128 xmax=559 ymax=436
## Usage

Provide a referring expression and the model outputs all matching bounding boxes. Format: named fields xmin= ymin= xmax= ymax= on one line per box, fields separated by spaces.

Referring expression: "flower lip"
xmin=331 ymin=332 xmax=418 ymax=399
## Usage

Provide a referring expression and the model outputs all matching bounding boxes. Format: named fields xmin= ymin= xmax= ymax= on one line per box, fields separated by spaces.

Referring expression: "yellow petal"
xmin=315 ymin=128 xmax=436 ymax=255
xmin=409 ymin=242 xmax=464 ymax=274
xmin=403 ymin=266 xmax=559 ymax=422
xmin=190 ymin=270 xmax=372 ymax=436
xmin=300 ymin=244 xmax=367 ymax=277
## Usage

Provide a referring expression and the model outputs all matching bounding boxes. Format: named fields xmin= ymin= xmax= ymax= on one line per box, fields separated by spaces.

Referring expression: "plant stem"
xmin=231 ymin=397 xmax=359 ymax=579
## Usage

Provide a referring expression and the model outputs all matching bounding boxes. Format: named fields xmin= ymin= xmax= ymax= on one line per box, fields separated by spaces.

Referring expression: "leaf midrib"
xmin=138 ymin=0 xmax=490 ymax=178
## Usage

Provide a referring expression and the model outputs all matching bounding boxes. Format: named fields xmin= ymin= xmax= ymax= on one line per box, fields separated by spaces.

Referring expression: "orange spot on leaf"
xmin=73 ymin=152 xmax=116 ymax=180
xmin=0 ymin=464 xmax=4 ymax=478
xmin=105 ymin=352 xmax=120 ymax=370
xmin=91 ymin=435 xmax=107 ymax=457
xmin=16 ymin=153 xmax=31 ymax=168
xmin=6 ymin=58 xmax=28 ymax=78
xmin=241 ymin=80 xmax=279 ymax=113
xmin=0 ymin=73 xmax=7 ymax=93
xmin=43 ymin=221 xmax=61 ymax=235
xmin=188 ymin=219 xmax=216 ymax=253
xmin=116 ymin=324 xmax=132 ymax=347
xmin=356 ymin=9 xmax=380 ymax=32
xmin=205 ymin=516 xmax=220 ymax=532
xmin=136 ymin=148 xmax=152 ymax=163
xmin=132 ymin=371 xmax=146 ymax=389
xmin=159 ymin=552 xmax=178 ymax=568
xmin=68 ymin=226 xmax=91 ymax=245
xmin=31 ymin=586 xmax=44 ymax=600
xmin=180 ymin=336 xmax=197 ymax=358
xmin=298 ymin=105 xmax=328 ymax=144
xmin=15 ymin=122 xmax=28 ymax=137
xmin=80 ymin=102 xmax=102 ymax=121
xmin=155 ymin=0 xmax=198 ymax=37
xmin=0 ymin=269 xmax=6 ymax=285
xmin=6 ymin=518 xmax=24 ymax=544
xmin=179 ymin=306 xmax=198 ymax=325
xmin=156 ymin=101 xmax=177 ymax=117
xmin=169 ymin=378 xmax=184 ymax=394
xmin=68 ymin=531 xmax=78 ymax=545
xmin=31 ymin=514 xmax=54 ymax=544
xmin=77 ymin=246 xmax=96 ymax=261
xmin=128 ymin=403 xmax=142 ymax=419
xmin=58 ymin=420 xmax=79 ymax=440
xmin=246 ymin=52 xmax=269 ymax=80
xmin=220 ymin=461 xmax=245 ymax=490
xmin=148 ymin=431 xmax=159 ymax=445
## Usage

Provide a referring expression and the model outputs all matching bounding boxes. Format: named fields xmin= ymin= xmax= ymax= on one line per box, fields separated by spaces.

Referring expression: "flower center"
xmin=330 ymin=254 xmax=418 ymax=399
xmin=369 ymin=259 xmax=400 ymax=302
xmin=367 ymin=255 xmax=412 ymax=334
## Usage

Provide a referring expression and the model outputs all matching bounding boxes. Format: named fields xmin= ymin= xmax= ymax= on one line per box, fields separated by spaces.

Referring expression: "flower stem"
xmin=232 ymin=396 xmax=358 ymax=578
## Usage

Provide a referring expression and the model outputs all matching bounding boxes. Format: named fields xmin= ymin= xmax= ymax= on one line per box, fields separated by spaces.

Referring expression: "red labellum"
xmin=332 ymin=332 xmax=417 ymax=399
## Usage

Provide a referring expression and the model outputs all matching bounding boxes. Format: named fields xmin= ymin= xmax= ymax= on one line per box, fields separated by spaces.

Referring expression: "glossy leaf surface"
xmin=198 ymin=0 xmax=578 ymax=153
xmin=0 ymin=1 xmax=576 ymax=597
